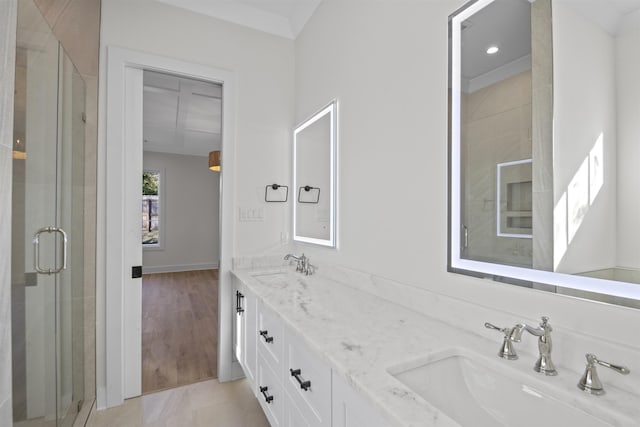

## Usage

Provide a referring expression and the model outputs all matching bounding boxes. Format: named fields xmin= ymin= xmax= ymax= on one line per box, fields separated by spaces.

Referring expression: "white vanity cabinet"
xmin=284 ymin=392 xmax=312 ymax=427
xmin=257 ymin=301 xmax=285 ymax=372
xmin=332 ymin=372 xmax=387 ymax=427
xmin=255 ymin=344 xmax=317 ymax=427
xmin=250 ymin=293 xmax=331 ymax=427
xmin=254 ymin=301 xmax=286 ymax=425
xmin=233 ymin=280 xmax=244 ymax=362
xmin=255 ymin=300 xmax=332 ymax=427
xmin=234 ymin=273 xmax=387 ymax=427
xmin=257 ymin=353 xmax=286 ymax=426
xmin=233 ymin=279 xmax=257 ymax=386
xmin=284 ymin=331 xmax=332 ymax=427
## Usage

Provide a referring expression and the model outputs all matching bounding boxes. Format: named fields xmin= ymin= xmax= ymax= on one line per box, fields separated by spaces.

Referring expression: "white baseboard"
xmin=142 ymin=262 xmax=219 ymax=274
xmin=226 ymin=361 xmax=246 ymax=383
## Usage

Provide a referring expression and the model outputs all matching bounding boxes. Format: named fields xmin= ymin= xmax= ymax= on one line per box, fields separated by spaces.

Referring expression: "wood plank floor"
xmin=142 ymin=269 xmax=218 ymax=394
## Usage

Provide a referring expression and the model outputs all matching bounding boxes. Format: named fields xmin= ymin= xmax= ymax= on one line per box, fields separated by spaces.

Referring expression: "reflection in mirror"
xmin=552 ymin=0 xmax=640 ymax=283
xmin=449 ymin=0 xmax=640 ymax=308
xmin=293 ymin=101 xmax=337 ymax=247
xmin=457 ymin=0 xmax=534 ymax=268
xmin=497 ymin=159 xmax=532 ymax=239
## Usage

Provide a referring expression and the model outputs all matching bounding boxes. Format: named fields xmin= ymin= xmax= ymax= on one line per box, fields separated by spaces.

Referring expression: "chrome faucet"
xmin=577 ymin=353 xmax=630 ymax=395
xmin=510 ymin=316 xmax=557 ymax=376
xmin=284 ymin=253 xmax=315 ymax=276
xmin=284 ymin=253 xmax=304 ymax=272
xmin=485 ymin=322 xmax=522 ymax=360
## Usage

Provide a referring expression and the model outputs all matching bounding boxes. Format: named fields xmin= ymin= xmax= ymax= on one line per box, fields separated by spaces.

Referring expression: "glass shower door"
xmin=55 ymin=50 xmax=86 ymax=427
xmin=12 ymin=0 xmax=85 ymax=425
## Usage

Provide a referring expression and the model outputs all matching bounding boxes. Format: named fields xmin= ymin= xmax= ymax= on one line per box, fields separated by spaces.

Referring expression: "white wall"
xmin=293 ymin=0 xmax=640 ymax=351
xmin=100 ymin=0 xmax=295 ymax=257
xmin=0 ymin=1 xmax=17 ymax=424
xmin=552 ymin=2 xmax=617 ymax=274
xmin=616 ymin=26 xmax=640 ymax=269
xmin=142 ymin=152 xmax=219 ymax=272
xmin=96 ymin=0 xmax=640 ymax=407
xmin=98 ymin=0 xmax=295 ymax=406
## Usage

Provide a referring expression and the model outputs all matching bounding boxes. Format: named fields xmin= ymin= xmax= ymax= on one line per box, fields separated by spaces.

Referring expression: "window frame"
xmin=142 ymin=168 xmax=165 ymax=251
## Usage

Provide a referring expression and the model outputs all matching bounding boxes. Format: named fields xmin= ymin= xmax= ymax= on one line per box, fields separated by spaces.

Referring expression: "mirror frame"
xmin=448 ymin=0 xmax=640 ymax=306
xmin=293 ymin=100 xmax=338 ymax=248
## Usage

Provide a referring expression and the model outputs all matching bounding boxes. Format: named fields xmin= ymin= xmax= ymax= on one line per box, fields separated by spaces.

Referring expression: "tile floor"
xmin=85 ymin=379 xmax=269 ymax=427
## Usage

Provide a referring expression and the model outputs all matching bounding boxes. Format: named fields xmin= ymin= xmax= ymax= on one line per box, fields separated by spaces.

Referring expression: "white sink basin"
xmin=250 ymin=271 xmax=290 ymax=286
xmin=388 ymin=348 xmax=613 ymax=427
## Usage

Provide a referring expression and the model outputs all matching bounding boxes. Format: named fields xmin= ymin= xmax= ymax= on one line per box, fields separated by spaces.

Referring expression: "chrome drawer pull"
xmin=290 ymin=368 xmax=311 ymax=391
xmin=259 ymin=386 xmax=274 ymax=404
xmin=259 ymin=330 xmax=274 ymax=343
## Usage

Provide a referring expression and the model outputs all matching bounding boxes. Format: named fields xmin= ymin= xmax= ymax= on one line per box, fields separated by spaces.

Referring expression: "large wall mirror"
xmin=449 ymin=0 xmax=640 ymax=308
xmin=293 ymin=101 xmax=337 ymax=247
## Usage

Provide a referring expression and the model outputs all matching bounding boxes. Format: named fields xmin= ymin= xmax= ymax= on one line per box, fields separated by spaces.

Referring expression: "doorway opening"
xmin=140 ymin=70 xmax=222 ymax=394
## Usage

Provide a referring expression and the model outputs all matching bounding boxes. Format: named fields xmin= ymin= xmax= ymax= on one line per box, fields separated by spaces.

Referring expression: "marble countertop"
xmin=232 ymin=267 xmax=639 ymax=427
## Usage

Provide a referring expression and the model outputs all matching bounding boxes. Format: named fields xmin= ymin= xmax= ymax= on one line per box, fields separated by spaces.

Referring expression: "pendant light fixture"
xmin=209 ymin=150 xmax=221 ymax=172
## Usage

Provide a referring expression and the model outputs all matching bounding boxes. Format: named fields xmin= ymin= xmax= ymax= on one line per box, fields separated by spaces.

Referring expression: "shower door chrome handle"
xmin=33 ymin=226 xmax=68 ymax=275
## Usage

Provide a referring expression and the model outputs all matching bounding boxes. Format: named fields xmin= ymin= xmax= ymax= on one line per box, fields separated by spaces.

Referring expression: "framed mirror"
xmin=449 ymin=0 xmax=640 ymax=308
xmin=293 ymin=100 xmax=337 ymax=247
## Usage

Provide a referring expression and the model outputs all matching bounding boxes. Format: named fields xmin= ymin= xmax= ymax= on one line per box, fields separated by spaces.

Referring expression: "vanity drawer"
xmin=257 ymin=300 xmax=284 ymax=373
xmin=284 ymin=389 xmax=312 ymax=427
xmin=284 ymin=331 xmax=332 ymax=427
xmin=257 ymin=354 xmax=284 ymax=427
xmin=332 ymin=371 xmax=387 ymax=427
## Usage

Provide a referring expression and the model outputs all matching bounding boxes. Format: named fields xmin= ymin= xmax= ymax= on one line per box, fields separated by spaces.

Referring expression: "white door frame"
xmin=96 ymin=46 xmax=241 ymax=409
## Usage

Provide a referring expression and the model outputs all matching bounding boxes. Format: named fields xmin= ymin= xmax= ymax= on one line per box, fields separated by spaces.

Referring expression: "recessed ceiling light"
xmin=486 ymin=45 xmax=499 ymax=55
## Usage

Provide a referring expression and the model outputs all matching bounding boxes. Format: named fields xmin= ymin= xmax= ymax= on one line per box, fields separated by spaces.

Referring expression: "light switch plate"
xmin=239 ymin=207 xmax=265 ymax=222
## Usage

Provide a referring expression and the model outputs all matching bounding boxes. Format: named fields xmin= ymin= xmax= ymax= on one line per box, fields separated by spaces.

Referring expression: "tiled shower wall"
xmin=462 ymin=70 xmax=534 ymax=266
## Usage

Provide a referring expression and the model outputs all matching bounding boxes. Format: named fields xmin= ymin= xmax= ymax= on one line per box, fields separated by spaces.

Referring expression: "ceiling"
xmin=154 ymin=0 xmax=322 ymax=39
xmin=461 ymin=0 xmax=532 ymax=82
xmin=143 ymin=70 xmax=222 ymax=157
xmin=557 ymin=0 xmax=640 ymax=35
xmin=459 ymin=0 xmax=640 ymax=92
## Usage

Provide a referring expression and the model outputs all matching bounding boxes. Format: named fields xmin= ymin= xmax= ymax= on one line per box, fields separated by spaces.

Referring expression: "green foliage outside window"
xmin=142 ymin=171 xmax=159 ymax=195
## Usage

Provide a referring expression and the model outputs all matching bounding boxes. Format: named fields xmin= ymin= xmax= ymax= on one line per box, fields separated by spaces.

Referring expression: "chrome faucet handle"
xmin=284 ymin=253 xmax=300 ymax=262
xmin=485 ymin=322 xmax=520 ymax=360
xmin=304 ymin=261 xmax=315 ymax=276
xmin=301 ymin=255 xmax=316 ymax=276
xmin=578 ymin=353 xmax=630 ymax=396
